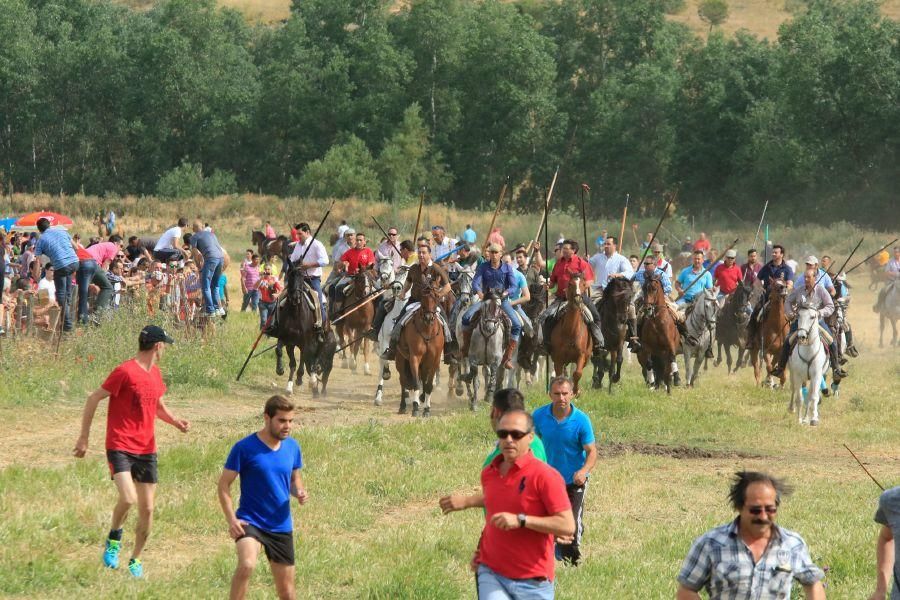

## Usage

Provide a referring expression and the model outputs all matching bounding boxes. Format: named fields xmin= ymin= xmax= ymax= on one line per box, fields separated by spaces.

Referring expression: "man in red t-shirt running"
xmin=475 ymin=410 xmax=574 ymax=598
xmin=73 ymin=325 xmax=190 ymax=578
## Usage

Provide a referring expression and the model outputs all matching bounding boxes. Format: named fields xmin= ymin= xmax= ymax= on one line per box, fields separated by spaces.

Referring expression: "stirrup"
xmin=771 ymin=365 xmax=785 ymax=377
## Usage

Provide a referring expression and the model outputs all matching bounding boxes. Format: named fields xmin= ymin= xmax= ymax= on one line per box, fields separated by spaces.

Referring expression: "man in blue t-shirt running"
xmin=533 ymin=375 xmax=598 ymax=567
xmin=218 ymin=395 xmax=308 ymax=600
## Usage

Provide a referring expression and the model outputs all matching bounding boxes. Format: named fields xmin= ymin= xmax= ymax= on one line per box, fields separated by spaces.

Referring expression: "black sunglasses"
xmin=496 ymin=429 xmax=531 ymax=441
xmin=747 ymin=505 xmax=778 ymax=515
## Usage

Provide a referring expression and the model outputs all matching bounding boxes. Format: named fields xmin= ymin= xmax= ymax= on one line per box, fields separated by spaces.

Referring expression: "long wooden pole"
xmin=526 ymin=166 xmax=560 ymax=258
xmin=413 ymin=187 xmax=426 ymax=243
xmin=580 ymin=183 xmax=590 ymax=257
xmin=680 ymin=237 xmax=740 ymax=296
xmin=635 ymin=188 xmax=680 ymax=271
xmin=618 ymin=193 xmax=629 ymax=252
xmin=817 ymin=237 xmax=863 ymax=287
xmin=483 ymin=177 xmax=509 ymax=252
xmin=846 ymin=238 xmax=899 ymax=274
xmin=843 ymin=444 xmax=885 ymax=490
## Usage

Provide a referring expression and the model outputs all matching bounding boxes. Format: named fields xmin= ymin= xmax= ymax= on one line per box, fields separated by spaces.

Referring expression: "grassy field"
xmin=1 ymin=193 xmax=897 ymax=598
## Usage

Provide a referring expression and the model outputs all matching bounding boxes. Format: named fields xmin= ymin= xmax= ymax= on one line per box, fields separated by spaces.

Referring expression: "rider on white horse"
xmin=771 ymin=269 xmax=848 ymax=381
xmin=675 ymin=250 xmax=716 ymax=358
xmin=458 ymin=243 xmax=522 ymax=370
xmin=367 ymin=239 xmax=415 ymax=340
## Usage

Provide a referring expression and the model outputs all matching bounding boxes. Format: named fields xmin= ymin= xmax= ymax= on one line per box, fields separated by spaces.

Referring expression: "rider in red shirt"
xmin=543 ymin=239 xmax=605 ymax=354
xmin=339 ymin=232 xmax=376 ymax=275
xmin=713 ymin=249 xmax=742 ymax=295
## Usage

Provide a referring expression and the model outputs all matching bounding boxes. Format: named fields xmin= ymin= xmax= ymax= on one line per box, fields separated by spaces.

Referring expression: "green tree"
xmin=292 ymin=135 xmax=381 ymax=199
xmin=377 ymin=103 xmax=449 ymax=201
xmin=698 ymin=0 xmax=729 ymax=32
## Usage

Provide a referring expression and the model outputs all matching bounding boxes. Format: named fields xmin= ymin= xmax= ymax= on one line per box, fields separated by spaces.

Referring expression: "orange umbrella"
xmin=12 ymin=211 xmax=74 ymax=231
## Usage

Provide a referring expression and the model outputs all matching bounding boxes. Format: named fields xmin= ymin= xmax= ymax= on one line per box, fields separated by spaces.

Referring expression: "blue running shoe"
xmin=128 ymin=557 xmax=143 ymax=578
xmin=103 ymin=539 xmax=121 ymax=569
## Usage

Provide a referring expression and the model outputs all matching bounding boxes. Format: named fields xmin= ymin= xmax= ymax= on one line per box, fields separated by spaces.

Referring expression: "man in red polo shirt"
xmin=329 ymin=232 xmax=376 ymax=312
xmin=538 ymin=239 xmax=605 ymax=354
xmin=476 ymin=410 xmax=574 ymax=599
xmin=73 ymin=325 xmax=190 ymax=579
xmin=713 ymin=249 xmax=742 ymax=300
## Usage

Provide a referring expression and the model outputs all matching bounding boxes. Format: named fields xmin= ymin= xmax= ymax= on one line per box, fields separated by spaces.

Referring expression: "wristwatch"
xmin=517 ymin=513 xmax=527 ymax=528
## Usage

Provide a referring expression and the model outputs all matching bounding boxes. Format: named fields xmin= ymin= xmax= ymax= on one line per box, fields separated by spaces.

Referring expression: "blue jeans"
xmin=55 ymin=262 xmax=79 ymax=331
xmin=477 ymin=565 xmax=554 ymax=600
xmin=76 ymin=259 xmax=98 ymax=324
xmin=200 ymin=257 xmax=223 ymax=314
xmin=306 ymin=276 xmax=326 ymax=323
xmin=462 ymin=298 xmax=522 ymax=341
xmin=241 ymin=289 xmax=260 ymax=312
xmin=259 ymin=300 xmax=276 ymax=329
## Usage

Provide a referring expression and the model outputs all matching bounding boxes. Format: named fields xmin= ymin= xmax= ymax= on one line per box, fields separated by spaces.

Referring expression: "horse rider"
xmin=534 ymin=239 xmax=605 ymax=356
xmin=745 ymin=244 xmax=794 ymax=349
xmin=713 ymin=249 xmax=742 ymax=303
xmin=795 ymin=255 xmax=835 ymax=297
xmin=446 ymin=242 xmax=482 ymax=333
xmin=458 ymin=243 xmax=523 ymax=371
xmin=375 ymin=226 xmax=402 ymax=272
xmin=675 ymin=250 xmax=716 ymax=358
xmin=651 ymin=242 xmax=673 ymax=279
xmin=515 ymin=243 xmax=544 ymax=288
xmin=504 ymin=252 xmax=534 ymax=339
xmin=367 ymin=240 xmax=417 ymax=341
xmin=771 ymin=269 xmax=848 ymax=381
xmin=430 ymin=225 xmax=458 ymax=267
xmin=741 ymin=248 xmax=762 ymax=285
xmin=327 ymin=231 xmax=375 ymax=313
xmin=380 ymin=244 xmax=452 ymax=361
xmin=264 ymin=221 xmax=276 ymax=240
xmin=588 ymin=235 xmax=634 ymax=300
xmin=628 ymin=255 xmax=680 ymax=352
xmin=287 ymin=222 xmax=329 ymax=330
xmin=873 ymin=246 xmax=900 ymax=312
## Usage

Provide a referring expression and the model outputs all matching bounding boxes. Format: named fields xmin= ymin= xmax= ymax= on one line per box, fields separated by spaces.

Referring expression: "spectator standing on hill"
xmin=533 ymin=376 xmax=597 ymax=566
xmin=241 ymin=254 xmax=261 ymax=312
xmin=462 ymin=224 xmax=477 ymax=245
xmin=185 ymin=220 xmax=225 ymax=317
xmin=33 ymin=217 xmax=79 ymax=332
xmin=258 ymin=265 xmax=282 ymax=330
xmin=218 ymin=395 xmax=307 ymax=600
xmin=73 ymin=326 xmax=190 ymax=579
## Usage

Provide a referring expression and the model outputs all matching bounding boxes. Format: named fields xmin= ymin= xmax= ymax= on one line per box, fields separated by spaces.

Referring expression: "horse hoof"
xmin=382 ymin=367 xmax=391 ymax=380
xmin=374 ymin=394 xmax=383 ymax=407
xmin=398 ymin=402 xmax=407 ymax=415
xmin=286 ymin=381 xmax=294 ymax=395
xmin=411 ymin=404 xmax=420 ymax=417
xmin=364 ymin=364 xmax=371 ymax=376
xmin=423 ymin=407 xmax=431 ymax=418
xmin=340 ymin=358 xmax=349 ymax=369
xmin=810 ymin=419 xmax=819 ymax=426
xmin=469 ymin=401 xmax=477 ymax=412
xmin=276 ymin=367 xmax=285 ymax=376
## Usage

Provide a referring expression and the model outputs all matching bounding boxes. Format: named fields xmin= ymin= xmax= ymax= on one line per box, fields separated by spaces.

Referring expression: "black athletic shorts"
xmin=106 ymin=450 xmax=159 ymax=484
xmin=237 ymin=523 xmax=295 ymax=565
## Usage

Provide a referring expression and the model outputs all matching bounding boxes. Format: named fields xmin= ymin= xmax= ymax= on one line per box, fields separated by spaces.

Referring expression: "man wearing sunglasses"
xmin=677 ymin=471 xmax=825 ymax=599
xmin=475 ymin=410 xmax=575 ymax=599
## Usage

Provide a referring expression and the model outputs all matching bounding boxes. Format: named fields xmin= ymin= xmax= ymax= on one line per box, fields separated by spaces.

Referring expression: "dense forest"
xmin=0 ymin=0 xmax=897 ymax=227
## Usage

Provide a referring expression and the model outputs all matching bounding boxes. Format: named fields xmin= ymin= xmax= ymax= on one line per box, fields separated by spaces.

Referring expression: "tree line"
xmin=0 ymin=0 xmax=897 ymax=228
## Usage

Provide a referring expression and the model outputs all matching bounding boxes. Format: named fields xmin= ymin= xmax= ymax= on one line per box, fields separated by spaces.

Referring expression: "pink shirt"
xmin=86 ymin=242 xmax=119 ymax=265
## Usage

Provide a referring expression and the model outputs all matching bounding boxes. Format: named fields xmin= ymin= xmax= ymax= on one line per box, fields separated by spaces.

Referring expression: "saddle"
xmin=397 ymin=302 xmax=453 ymax=339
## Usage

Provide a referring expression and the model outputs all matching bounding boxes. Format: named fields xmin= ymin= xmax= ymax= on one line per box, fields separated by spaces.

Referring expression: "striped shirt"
xmin=677 ymin=518 xmax=824 ymax=599
xmin=34 ymin=229 xmax=77 ymax=269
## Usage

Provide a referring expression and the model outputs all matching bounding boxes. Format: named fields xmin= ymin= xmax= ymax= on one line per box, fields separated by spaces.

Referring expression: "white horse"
xmin=789 ymin=304 xmax=829 ymax=426
xmin=681 ymin=287 xmax=719 ymax=387
xmin=374 ymin=280 xmax=407 ymax=406
xmin=878 ymin=281 xmax=900 ymax=347
xmin=449 ymin=265 xmax=477 ymax=399
xmin=458 ymin=292 xmax=505 ymax=409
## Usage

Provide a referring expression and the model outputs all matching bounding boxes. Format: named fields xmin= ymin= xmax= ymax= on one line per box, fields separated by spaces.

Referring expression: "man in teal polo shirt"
xmin=533 ymin=376 xmax=597 ymax=566
xmin=438 ymin=388 xmax=546 ymax=515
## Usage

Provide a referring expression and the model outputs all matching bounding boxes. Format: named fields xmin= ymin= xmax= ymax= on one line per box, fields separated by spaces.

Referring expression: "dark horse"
xmin=251 ymin=231 xmax=291 ymax=275
xmin=638 ymin=276 xmax=680 ymax=394
xmin=273 ymin=266 xmax=337 ymax=398
xmin=593 ymin=277 xmax=633 ymax=392
xmin=715 ymin=281 xmax=753 ymax=373
xmin=516 ymin=280 xmax=548 ymax=386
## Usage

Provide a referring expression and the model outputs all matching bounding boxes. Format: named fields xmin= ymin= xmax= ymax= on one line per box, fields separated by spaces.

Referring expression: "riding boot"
xmin=675 ymin=319 xmax=691 ymax=343
xmin=845 ymin=328 xmax=858 ymax=357
xmin=589 ymin=322 xmax=605 ymax=353
xmin=366 ymin=299 xmax=388 ymax=341
xmin=381 ymin=323 xmax=401 ymax=360
xmin=627 ymin=318 xmax=642 ymax=351
xmin=770 ymin=339 xmax=792 ymax=377
xmin=829 ymin=342 xmax=848 ymax=379
xmin=705 ymin=342 xmax=715 ymax=360
xmin=501 ymin=339 xmax=518 ymax=370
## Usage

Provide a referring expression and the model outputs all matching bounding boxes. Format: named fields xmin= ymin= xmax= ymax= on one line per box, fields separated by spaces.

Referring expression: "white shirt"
xmin=337 ymin=224 xmax=349 ymax=238
xmin=154 ymin=226 xmax=182 ymax=251
xmin=432 ymin=236 xmax=458 ymax=261
xmin=290 ymin=238 xmax=329 ymax=277
xmin=589 ymin=251 xmax=634 ymax=289
xmin=331 ymin=239 xmax=351 ymax=264
xmin=38 ymin=277 xmax=56 ymax=299
xmin=376 ymin=240 xmax=402 ymax=271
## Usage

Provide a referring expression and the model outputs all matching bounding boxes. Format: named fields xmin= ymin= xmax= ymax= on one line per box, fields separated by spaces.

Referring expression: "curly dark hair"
xmin=728 ymin=471 xmax=793 ymax=510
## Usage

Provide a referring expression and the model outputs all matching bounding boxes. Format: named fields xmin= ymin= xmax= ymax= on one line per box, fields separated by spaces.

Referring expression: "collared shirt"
xmin=785 ymin=283 xmax=834 ymax=319
xmin=432 ymin=236 xmax=458 ymax=261
xmin=289 ymin=238 xmax=329 ymax=277
xmin=656 ymin=257 xmax=674 ymax=279
xmin=874 ymin=486 xmax=900 ymax=600
xmin=634 ymin=268 xmax=673 ymax=295
xmin=677 ymin=518 xmax=824 ymax=599
xmin=532 ymin=403 xmax=595 ymax=485
xmin=406 ymin=260 xmax=449 ymax=302
xmin=793 ymin=267 xmax=832 ymax=291
xmin=479 ymin=451 xmax=571 ymax=582
xmin=473 ymin=260 xmax=517 ymax=298
xmin=549 ymin=255 xmax=593 ymax=299
xmin=34 ymin=229 xmax=77 ymax=269
xmin=589 ymin=251 xmax=634 ymax=290
xmin=376 ymin=240 xmax=402 ymax=271
xmin=757 ymin=260 xmax=794 ymax=290
xmin=741 ymin=262 xmax=761 ymax=284
xmin=714 ymin=263 xmax=743 ymax=295
xmin=678 ymin=266 xmax=714 ymax=301
xmin=886 ymin=258 xmax=900 ymax=277
xmin=331 ymin=239 xmax=351 ymax=264
xmin=693 ymin=239 xmax=711 ymax=252
xmin=340 ymin=247 xmax=375 ymax=275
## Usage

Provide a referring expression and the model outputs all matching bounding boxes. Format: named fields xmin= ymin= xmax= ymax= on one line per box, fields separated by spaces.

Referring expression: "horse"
xmin=593 ymin=277 xmax=633 ymax=392
xmin=516 ymin=278 xmax=548 ymax=387
xmin=448 ymin=264 xmax=477 ymax=399
xmin=395 ymin=283 xmax=445 ymax=417
xmin=548 ymin=274 xmax=593 ymax=396
xmin=788 ymin=303 xmax=829 ymax=425
xmin=637 ymin=276 xmax=680 ymax=394
xmin=715 ymin=281 xmax=753 ymax=373
xmin=878 ymin=281 xmax=900 ymax=346
xmin=374 ymin=280 xmax=407 ymax=406
xmin=459 ymin=289 xmax=506 ymax=409
xmin=751 ymin=278 xmax=789 ymax=388
xmin=251 ymin=231 xmax=290 ymax=274
xmin=334 ymin=267 xmax=377 ymax=375
xmin=681 ymin=287 xmax=719 ymax=387
xmin=273 ymin=267 xmax=336 ymax=398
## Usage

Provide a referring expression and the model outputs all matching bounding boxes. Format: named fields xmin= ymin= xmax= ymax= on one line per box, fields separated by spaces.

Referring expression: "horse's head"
xmin=420 ymin=284 xmax=440 ymax=323
xmin=376 ymin=257 xmax=394 ymax=286
xmin=352 ymin=267 xmax=373 ymax=296
xmin=482 ymin=289 xmax=503 ymax=318
xmin=456 ymin=265 xmax=475 ymax=297
xmin=643 ymin=275 xmax=664 ymax=304
xmin=773 ymin=277 xmax=789 ymax=298
xmin=390 ymin=280 xmax=404 ymax=300
xmin=795 ymin=302 xmax=818 ymax=343
xmin=700 ymin=287 xmax=719 ymax=324
xmin=251 ymin=230 xmax=263 ymax=245
xmin=603 ymin=277 xmax=634 ymax=307
xmin=566 ymin=273 xmax=583 ymax=304
xmin=287 ymin=268 xmax=305 ymax=305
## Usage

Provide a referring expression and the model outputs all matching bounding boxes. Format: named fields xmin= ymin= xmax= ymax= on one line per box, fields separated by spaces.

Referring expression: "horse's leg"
xmin=810 ymin=371 xmax=821 ymax=426
xmin=374 ymin=358 xmax=385 ymax=406
xmin=879 ymin=314 xmax=884 ymax=347
xmin=408 ymin=356 xmax=422 ymax=416
xmin=682 ymin=349 xmax=692 ymax=387
xmin=396 ymin=358 xmax=409 ymax=414
xmin=421 ymin=368 xmax=434 ymax=418
xmin=286 ymin=346 xmax=296 ymax=395
xmin=275 ymin=341 xmax=285 ymax=377
xmin=362 ymin=337 xmax=371 ymax=376
xmin=573 ymin=356 xmax=588 ymax=397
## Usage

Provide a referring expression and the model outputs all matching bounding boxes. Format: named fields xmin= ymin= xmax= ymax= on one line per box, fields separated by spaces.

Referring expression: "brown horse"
xmin=637 ymin=276 xmax=680 ymax=394
xmin=335 ymin=267 xmax=377 ymax=375
xmin=396 ymin=283 xmax=445 ymax=417
xmin=594 ymin=277 xmax=633 ymax=392
xmin=251 ymin=231 xmax=290 ymax=274
xmin=751 ymin=278 xmax=789 ymax=387
xmin=548 ymin=274 xmax=592 ymax=395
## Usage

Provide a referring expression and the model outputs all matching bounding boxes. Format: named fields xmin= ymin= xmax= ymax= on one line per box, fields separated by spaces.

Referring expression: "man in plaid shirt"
xmin=676 ymin=471 xmax=825 ymax=599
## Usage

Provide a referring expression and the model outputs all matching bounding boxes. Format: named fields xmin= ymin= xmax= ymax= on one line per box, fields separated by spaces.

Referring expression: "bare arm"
xmin=156 ymin=398 xmax=190 ymax=433
xmin=291 ymin=469 xmax=308 ymax=505
xmin=439 ymin=493 xmax=485 ymax=514
xmin=676 ymin=583 xmax=702 ymax=599
xmin=217 ymin=469 xmax=246 ymax=539
xmin=490 ymin=510 xmax=575 ymax=537
xmin=573 ymin=443 xmax=598 ymax=486
xmin=803 ymin=581 xmax=826 ymax=599
xmin=512 ymin=283 xmax=530 ymax=307
xmin=869 ymin=525 xmax=894 ymax=600
xmin=73 ymin=387 xmax=110 ymax=457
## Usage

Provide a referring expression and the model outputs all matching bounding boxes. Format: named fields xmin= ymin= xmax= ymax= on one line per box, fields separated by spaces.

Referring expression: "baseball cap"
xmin=139 ymin=325 xmax=175 ymax=345
xmin=345 ymin=228 xmax=355 ymax=236
xmin=804 ymin=255 xmax=818 ymax=265
xmin=724 ymin=249 xmax=737 ymax=258
xmin=651 ymin=242 xmax=664 ymax=252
